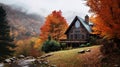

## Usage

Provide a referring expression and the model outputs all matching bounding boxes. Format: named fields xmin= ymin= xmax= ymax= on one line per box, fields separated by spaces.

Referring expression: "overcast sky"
xmin=0 ymin=0 xmax=90 ymax=22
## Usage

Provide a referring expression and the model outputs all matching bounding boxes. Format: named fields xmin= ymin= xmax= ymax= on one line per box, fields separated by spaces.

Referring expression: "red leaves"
xmin=40 ymin=10 xmax=68 ymax=41
xmin=88 ymin=0 xmax=120 ymax=39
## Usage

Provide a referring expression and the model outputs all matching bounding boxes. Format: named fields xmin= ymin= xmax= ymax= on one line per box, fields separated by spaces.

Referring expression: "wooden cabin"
xmin=60 ymin=15 xmax=93 ymax=47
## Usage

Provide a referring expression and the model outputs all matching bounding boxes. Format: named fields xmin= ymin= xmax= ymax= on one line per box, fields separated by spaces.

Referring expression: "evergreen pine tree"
xmin=0 ymin=6 xmax=16 ymax=60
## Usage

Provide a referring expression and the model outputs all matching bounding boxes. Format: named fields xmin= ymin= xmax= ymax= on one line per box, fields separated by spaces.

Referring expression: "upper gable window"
xmin=75 ymin=20 xmax=80 ymax=28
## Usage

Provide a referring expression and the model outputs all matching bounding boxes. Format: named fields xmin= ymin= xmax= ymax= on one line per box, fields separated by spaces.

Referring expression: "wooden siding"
xmin=66 ymin=20 xmax=89 ymax=41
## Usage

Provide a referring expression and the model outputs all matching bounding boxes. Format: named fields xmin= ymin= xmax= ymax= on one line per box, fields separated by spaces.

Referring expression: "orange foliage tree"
xmin=15 ymin=38 xmax=42 ymax=57
xmin=40 ymin=10 xmax=68 ymax=41
xmin=87 ymin=0 xmax=120 ymax=40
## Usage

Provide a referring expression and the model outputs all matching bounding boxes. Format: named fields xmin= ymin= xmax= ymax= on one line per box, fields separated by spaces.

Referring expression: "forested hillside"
xmin=0 ymin=3 xmax=44 ymax=40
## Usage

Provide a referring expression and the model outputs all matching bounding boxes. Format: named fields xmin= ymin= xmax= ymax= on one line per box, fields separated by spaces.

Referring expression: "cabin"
xmin=60 ymin=15 xmax=93 ymax=47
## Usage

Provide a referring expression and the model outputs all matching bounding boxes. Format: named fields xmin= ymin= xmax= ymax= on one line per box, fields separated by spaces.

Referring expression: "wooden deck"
xmin=60 ymin=39 xmax=87 ymax=43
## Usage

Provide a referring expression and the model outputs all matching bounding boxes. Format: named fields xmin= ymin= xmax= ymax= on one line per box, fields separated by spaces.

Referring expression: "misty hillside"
xmin=0 ymin=3 xmax=44 ymax=40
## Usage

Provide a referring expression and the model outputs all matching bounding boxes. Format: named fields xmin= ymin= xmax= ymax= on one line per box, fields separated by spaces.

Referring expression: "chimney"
xmin=85 ymin=15 xmax=89 ymax=24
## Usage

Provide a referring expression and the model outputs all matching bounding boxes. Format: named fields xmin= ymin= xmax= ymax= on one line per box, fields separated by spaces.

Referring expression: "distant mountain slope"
xmin=0 ymin=3 xmax=44 ymax=40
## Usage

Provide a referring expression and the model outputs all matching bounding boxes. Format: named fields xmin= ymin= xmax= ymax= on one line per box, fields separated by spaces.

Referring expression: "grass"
xmin=46 ymin=45 xmax=102 ymax=67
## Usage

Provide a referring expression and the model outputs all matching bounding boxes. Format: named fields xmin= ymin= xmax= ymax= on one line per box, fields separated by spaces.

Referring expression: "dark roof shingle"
xmin=65 ymin=16 xmax=93 ymax=34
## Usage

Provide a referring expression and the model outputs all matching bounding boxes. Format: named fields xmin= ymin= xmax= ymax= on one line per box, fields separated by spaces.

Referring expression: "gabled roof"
xmin=65 ymin=16 xmax=93 ymax=34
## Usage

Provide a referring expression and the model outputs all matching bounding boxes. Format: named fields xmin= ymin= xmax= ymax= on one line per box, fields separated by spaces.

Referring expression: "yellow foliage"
xmin=34 ymin=38 xmax=43 ymax=49
xmin=15 ymin=37 xmax=43 ymax=56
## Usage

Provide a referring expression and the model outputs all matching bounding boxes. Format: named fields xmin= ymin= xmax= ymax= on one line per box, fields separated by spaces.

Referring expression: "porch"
xmin=60 ymin=39 xmax=87 ymax=48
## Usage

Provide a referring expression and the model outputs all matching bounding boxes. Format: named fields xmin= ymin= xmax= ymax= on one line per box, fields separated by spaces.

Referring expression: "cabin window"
xmin=77 ymin=34 xmax=80 ymax=39
xmin=70 ymin=34 xmax=73 ymax=40
xmin=75 ymin=20 xmax=80 ymax=28
xmin=75 ymin=30 xmax=80 ymax=33
xmin=80 ymin=35 xmax=82 ymax=39
xmin=75 ymin=34 xmax=77 ymax=39
xmin=82 ymin=35 xmax=84 ymax=39
xmin=74 ymin=34 xmax=81 ymax=39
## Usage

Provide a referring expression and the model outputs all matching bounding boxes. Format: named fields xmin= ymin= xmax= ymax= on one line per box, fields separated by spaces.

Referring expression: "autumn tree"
xmin=15 ymin=37 xmax=42 ymax=57
xmin=0 ymin=6 xmax=16 ymax=60
xmin=40 ymin=10 xmax=68 ymax=41
xmin=87 ymin=0 xmax=120 ymax=52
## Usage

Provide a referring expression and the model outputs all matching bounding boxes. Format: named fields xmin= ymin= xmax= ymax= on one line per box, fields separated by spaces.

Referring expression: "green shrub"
xmin=42 ymin=40 xmax=61 ymax=53
xmin=79 ymin=44 xmax=86 ymax=47
xmin=86 ymin=43 xmax=91 ymax=46
xmin=60 ymin=43 xmax=66 ymax=50
xmin=89 ymin=35 xmax=101 ymax=45
xmin=79 ymin=43 xmax=91 ymax=48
